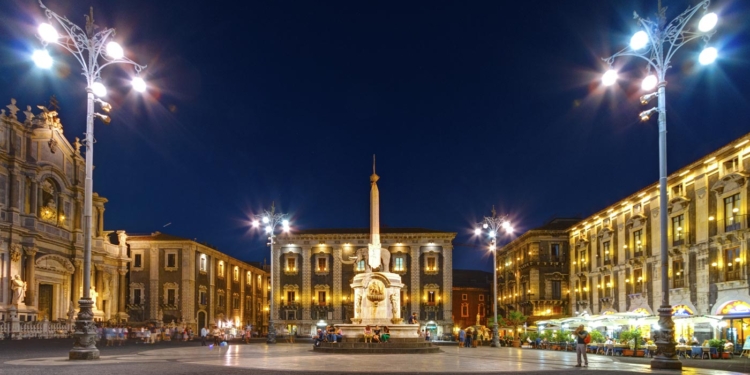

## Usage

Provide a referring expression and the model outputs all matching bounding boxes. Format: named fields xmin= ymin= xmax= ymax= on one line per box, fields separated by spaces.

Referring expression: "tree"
xmin=504 ymin=310 xmax=527 ymax=339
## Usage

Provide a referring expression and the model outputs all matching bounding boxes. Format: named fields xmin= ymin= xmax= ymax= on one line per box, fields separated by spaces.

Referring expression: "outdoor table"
xmin=690 ymin=346 xmax=702 ymax=358
xmin=613 ymin=344 xmax=627 ymax=356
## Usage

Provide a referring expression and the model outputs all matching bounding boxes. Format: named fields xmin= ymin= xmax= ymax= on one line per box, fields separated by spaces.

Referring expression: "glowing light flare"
xmin=106 ymin=41 xmax=124 ymax=59
xmin=489 ymin=230 xmax=497 ymax=238
xmin=262 ymin=216 xmax=269 ymax=224
xmin=630 ymin=31 xmax=649 ymax=50
xmin=602 ymin=69 xmax=618 ymax=86
xmin=641 ymin=75 xmax=657 ymax=91
xmin=91 ymin=82 xmax=107 ymax=97
xmin=132 ymin=77 xmax=147 ymax=92
xmin=698 ymin=12 xmax=718 ymax=32
xmin=251 ymin=220 xmax=260 ymax=227
xmin=38 ymin=23 xmax=58 ymax=42
xmin=699 ymin=47 xmax=718 ymax=65
xmin=32 ymin=49 xmax=53 ymax=69
xmin=474 ymin=228 xmax=482 ymax=236
xmin=264 ymin=225 xmax=272 ymax=233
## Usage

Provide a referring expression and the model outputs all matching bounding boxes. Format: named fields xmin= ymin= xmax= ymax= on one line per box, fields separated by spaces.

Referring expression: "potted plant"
xmin=504 ymin=311 xmax=527 ymax=347
xmin=590 ymin=330 xmax=606 ymax=344
xmin=708 ymin=339 xmax=725 ymax=359
xmin=619 ymin=330 xmax=634 ymax=356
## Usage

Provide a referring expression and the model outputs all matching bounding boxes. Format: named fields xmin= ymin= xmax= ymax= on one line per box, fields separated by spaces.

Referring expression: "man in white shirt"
xmin=200 ymin=326 xmax=208 ymax=346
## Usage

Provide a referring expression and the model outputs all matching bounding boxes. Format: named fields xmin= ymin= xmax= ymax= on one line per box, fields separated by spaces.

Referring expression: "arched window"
xmin=39 ymin=179 xmax=60 ymax=223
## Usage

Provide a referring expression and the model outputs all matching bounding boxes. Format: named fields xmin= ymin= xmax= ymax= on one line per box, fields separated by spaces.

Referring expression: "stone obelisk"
xmin=368 ymin=155 xmax=382 ymax=270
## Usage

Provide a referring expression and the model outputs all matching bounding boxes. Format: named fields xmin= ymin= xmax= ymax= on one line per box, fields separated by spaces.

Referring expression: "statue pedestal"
xmin=338 ymin=323 xmax=420 ymax=339
xmin=8 ymin=306 xmax=21 ymax=340
xmin=351 ymin=272 xmax=404 ymax=325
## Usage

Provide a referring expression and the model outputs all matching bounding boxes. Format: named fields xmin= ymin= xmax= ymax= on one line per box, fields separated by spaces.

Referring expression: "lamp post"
xmin=475 ymin=207 xmax=513 ymax=348
xmin=33 ymin=1 xmax=147 ymax=360
xmin=600 ymin=0 xmax=719 ymax=370
xmin=251 ymin=202 xmax=290 ymax=344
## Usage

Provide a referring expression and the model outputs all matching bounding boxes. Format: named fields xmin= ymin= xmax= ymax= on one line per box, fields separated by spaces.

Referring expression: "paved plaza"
xmin=1 ymin=339 xmax=750 ymax=375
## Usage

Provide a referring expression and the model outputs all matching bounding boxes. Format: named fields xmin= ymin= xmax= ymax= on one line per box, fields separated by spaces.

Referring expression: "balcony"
xmin=725 ymin=269 xmax=742 ymax=282
xmin=672 ymin=277 xmax=686 ymax=289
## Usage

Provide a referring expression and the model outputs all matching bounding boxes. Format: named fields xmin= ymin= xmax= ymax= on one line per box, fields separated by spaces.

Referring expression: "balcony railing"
xmin=672 ymin=277 xmax=686 ymax=289
xmin=725 ymin=269 xmax=742 ymax=282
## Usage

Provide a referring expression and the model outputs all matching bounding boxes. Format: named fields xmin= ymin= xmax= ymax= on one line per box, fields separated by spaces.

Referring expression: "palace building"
xmin=566 ymin=132 xmax=750 ymax=344
xmin=505 ymin=132 xmax=750 ymax=345
xmin=273 ymin=167 xmax=456 ymax=339
xmin=120 ymin=232 xmax=269 ymax=332
xmin=497 ymin=218 xmax=579 ymax=322
xmin=451 ymin=269 xmax=491 ymax=329
xmin=0 ymin=98 xmax=127 ymax=323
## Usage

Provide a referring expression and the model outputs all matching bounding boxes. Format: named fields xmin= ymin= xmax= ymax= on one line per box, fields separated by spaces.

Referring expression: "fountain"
xmin=314 ymin=157 xmax=439 ymax=353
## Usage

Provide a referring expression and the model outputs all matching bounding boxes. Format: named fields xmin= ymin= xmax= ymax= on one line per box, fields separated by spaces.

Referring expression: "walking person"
xmin=200 ymin=326 xmax=208 ymax=346
xmin=574 ymin=325 xmax=589 ymax=367
xmin=458 ymin=328 xmax=466 ymax=348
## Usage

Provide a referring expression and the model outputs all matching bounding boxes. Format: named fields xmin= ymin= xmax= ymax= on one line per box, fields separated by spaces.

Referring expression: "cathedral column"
xmin=29 ymin=181 xmax=38 ymax=215
xmin=73 ymin=201 xmax=82 ymax=231
xmin=9 ymin=170 xmax=20 ymax=211
xmin=24 ymin=247 xmax=38 ymax=307
xmin=95 ymin=268 xmax=103 ymax=311
xmin=97 ymin=207 xmax=105 ymax=237
xmin=118 ymin=269 xmax=127 ymax=319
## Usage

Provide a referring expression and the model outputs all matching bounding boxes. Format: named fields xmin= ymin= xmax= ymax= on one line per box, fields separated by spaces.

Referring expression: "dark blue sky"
xmin=1 ymin=0 xmax=748 ymax=271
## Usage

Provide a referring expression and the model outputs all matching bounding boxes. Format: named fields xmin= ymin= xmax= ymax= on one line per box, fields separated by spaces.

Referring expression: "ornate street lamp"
xmin=251 ymin=202 xmax=290 ymax=344
xmin=600 ymin=0 xmax=719 ymax=370
xmin=33 ymin=1 xmax=147 ymax=360
xmin=474 ymin=207 xmax=513 ymax=348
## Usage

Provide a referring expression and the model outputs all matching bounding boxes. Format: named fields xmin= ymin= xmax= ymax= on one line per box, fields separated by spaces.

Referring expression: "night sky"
xmin=1 ymin=0 xmax=748 ymax=272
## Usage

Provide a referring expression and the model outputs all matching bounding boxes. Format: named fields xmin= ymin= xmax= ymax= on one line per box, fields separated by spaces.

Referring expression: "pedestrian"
xmin=458 ymin=328 xmax=466 ymax=348
xmin=574 ymin=324 xmax=589 ymax=367
xmin=465 ymin=328 xmax=473 ymax=348
xmin=200 ymin=326 xmax=208 ymax=346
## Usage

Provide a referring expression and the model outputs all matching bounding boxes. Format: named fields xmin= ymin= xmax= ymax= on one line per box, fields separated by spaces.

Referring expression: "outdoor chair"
xmin=604 ymin=344 xmax=614 ymax=356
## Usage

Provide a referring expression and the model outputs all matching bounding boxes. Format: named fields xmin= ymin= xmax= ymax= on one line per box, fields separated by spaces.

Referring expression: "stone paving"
xmin=3 ymin=342 xmax=750 ymax=375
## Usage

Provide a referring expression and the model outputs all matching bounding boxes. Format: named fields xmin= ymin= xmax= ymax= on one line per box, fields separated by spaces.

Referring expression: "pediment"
xmin=626 ymin=214 xmax=647 ymax=228
xmin=35 ymin=254 xmax=75 ymax=273
xmin=668 ymin=196 xmax=691 ymax=214
xmin=711 ymin=172 xmax=749 ymax=195
xmin=597 ymin=227 xmax=613 ymax=241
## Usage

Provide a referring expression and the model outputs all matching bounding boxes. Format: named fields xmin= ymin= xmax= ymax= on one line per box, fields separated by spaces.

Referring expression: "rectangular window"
xmin=581 ymin=280 xmax=588 ymax=299
xmin=0 ymin=174 xmax=7 ymax=206
xmin=672 ymin=261 xmax=685 ymax=288
xmin=357 ymin=259 xmax=365 ymax=271
xmin=551 ymin=280 xmax=562 ymax=300
xmin=167 ymin=253 xmax=176 ymax=268
xmin=199 ymin=290 xmax=207 ymax=305
xmin=604 ymin=275 xmax=611 ymax=295
xmin=603 ymin=241 xmax=611 ymax=263
xmin=724 ymin=194 xmax=741 ymax=232
xmin=394 ymin=256 xmax=405 ymax=272
xmin=246 ymin=271 xmax=252 ymax=285
xmin=550 ymin=244 xmax=561 ymax=262
xmin=478 ymin=294 xmax=484 ymax=301
xmin=724 ymin=157 xmax=739 ymax=174
xmin=233 ymin=267 xmax=239 ymax=282
xmin=426 ymin=257 xmax=436 ymax=271
xmin=634 ymin=269 xmax=643 ymax=293
xmin=427 ymin=291 xmax=436 ymax=304
xmin=233 ymin=295 xmax=239 ymax=309
xmin=286 ymin=257 xmax=296 ymax=271
xmin=672 ymin=184 xmax=684 ymax=197
xmin=199 ymin=255 xmax=207 ymax=272
xmin=218 ymin=295 xmax=225 ymax=307
xmin=725 ymin=248 xmax=741 ymax=281
xmin=633 ymin=230 xmax=643 ymax=256
xmin=672 ymin=215 xmax=685 ymax=245
xmin=462 ymin=293 xmax=468 ymax=301
xmin=317 ymin=257 xmax=327 ymax=272
xmin=579 ymin=250 xmax=586 ymax=270
xmin=134 ymin=253 xmax=142 ymax=268
xmin=286 ymin=291 xmax=296 ymax=304
xmin=318 ymin=291 xmax=326 ymax=306
xmin=167 ymin=289 xmax=176 ymax=305
xmin=134 ymin=289 xmax=142 ymax=305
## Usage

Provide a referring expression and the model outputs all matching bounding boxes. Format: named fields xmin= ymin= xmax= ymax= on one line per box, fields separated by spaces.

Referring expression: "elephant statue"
xmin=341 ymin=247 xmax=391 ymax=273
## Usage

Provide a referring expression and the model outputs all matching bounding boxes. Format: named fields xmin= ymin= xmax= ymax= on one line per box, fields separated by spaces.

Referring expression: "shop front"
xmin=714 ymin=300 xmax=750 ymax=349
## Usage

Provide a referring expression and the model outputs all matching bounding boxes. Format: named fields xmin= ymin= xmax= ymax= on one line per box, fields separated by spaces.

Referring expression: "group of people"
xmin=313 ymin=325 xmax=343 ymax=346
xmin=100 ymin=325 xmax=128 ymax=346
xmin=677 ymin=335 xmax=701 ymax=346
xmin=457 ymin=327 xmax=480 ymax=348
xmin=363 ymin=325 xmax=391 ymax=343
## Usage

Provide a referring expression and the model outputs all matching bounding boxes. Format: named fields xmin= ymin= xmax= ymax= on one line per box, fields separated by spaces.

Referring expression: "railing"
xmin=672 ymin=277 xmax=686 ymax=289
xmin=1 ymin=320 xmax=72 ymax=340
xmin=725 ymin=269 xmax=742 ymax=282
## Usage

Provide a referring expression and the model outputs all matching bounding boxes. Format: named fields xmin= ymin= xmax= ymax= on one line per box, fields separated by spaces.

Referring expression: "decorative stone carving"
xmin=9 ymin=244 xmax=22 ymax=262
xmin=36 ymin=254 xmax=76 ymax=273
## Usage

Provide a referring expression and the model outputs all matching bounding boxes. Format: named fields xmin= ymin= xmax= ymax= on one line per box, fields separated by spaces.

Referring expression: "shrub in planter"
xmin=589 ymin=330 xmax=606 ymax=344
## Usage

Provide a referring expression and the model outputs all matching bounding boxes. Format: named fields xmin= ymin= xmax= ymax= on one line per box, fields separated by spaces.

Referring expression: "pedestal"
xmin=351 ymin=272 xmax=404 ymax=325
xmin=9 ymin=306 xmax=21 ymax=340
xmin=69 ymin=298 xmax=100 ymax=360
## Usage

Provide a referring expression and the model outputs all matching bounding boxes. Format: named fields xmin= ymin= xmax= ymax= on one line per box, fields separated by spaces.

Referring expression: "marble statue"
xmin=90 ymin=286 xmax=98 ymax=305
xmin=11 ymin=275 xmax=26 ymax=304
xmin=68 ymin=302 xmax=76 ymax=322
xmin=390 ymin=293 xmax=398 ymax=317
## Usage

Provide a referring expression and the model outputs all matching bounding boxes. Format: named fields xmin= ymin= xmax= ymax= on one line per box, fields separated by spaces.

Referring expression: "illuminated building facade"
xmin=275 ymin=228 xmax=456 ymax=338
xmin=452 ymin=269 xmax=491 ymax=330
xmin=567 ymin=132 xmax=750 ymax=344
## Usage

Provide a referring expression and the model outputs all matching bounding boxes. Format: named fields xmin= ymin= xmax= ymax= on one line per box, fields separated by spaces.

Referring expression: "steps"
xmin=313 ymin=339 xmax=441 ymax=354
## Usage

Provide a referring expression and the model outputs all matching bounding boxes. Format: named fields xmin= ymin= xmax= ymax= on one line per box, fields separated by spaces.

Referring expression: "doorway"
xmin=198 ymin=311 xmax=206 ymax=330
xmin=38 ymin=284 xmax=54 ymax=320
